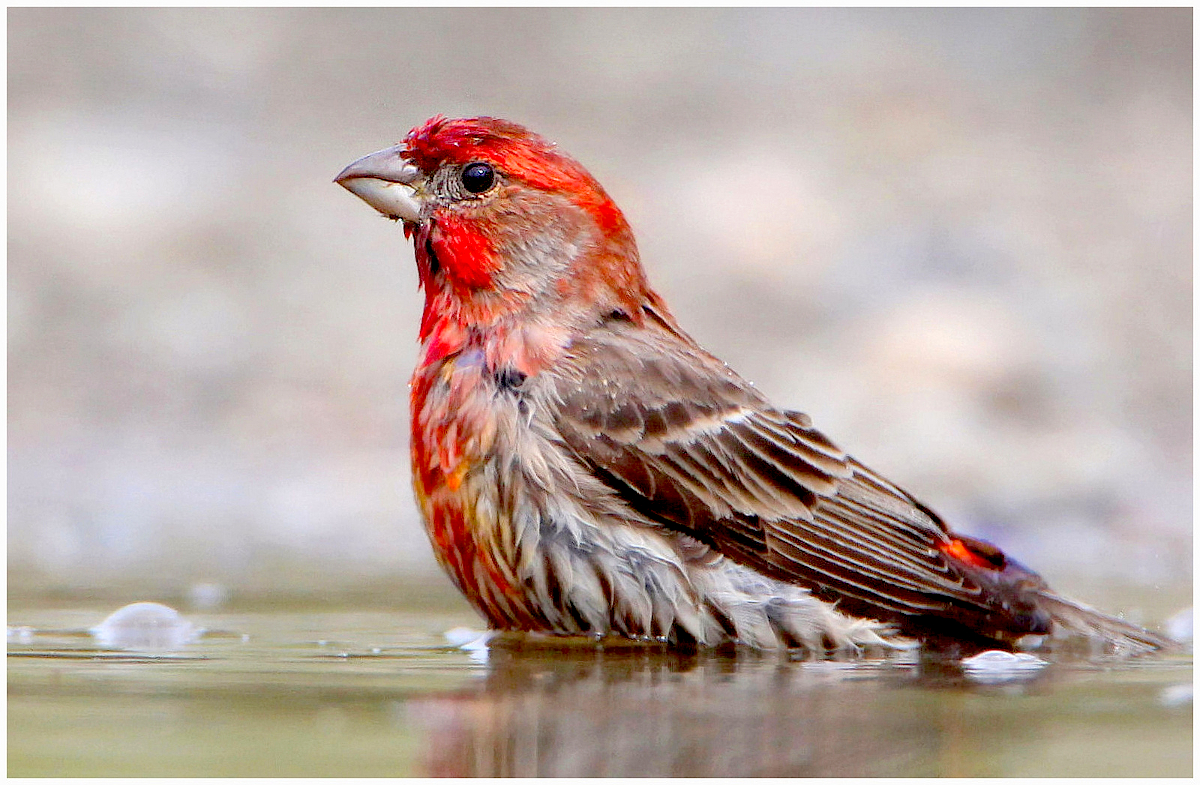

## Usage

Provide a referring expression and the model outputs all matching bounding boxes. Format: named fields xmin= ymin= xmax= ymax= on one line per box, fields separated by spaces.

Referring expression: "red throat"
xmin=413 ymin=221 xmax=536 ymax=371
xmin=426 ymin=214 xmax=500 ymax=290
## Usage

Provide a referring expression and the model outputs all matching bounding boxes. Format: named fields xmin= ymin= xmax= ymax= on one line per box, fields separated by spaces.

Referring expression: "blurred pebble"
xmin=961 ymin=650 xmax=1048 ymax=684
xmin=7 ymin=626 xmax=34 ymax=644
xmin=91 ymin=601 xmax=200 ymax=651
xmin=186 ymin=582 xmax=230 ymax=609
xmin=1165 ymin=607 xmax=1192 ymax=644
xmin=1159 ymin=683 xmax=1192 ymax=708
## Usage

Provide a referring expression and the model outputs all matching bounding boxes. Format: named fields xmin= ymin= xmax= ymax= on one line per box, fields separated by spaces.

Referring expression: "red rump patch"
xmin=940 ymin=537 xmax=1007 ymax=571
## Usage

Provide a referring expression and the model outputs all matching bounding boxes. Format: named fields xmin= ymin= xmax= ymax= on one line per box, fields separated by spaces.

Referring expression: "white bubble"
xmin=961 ymin=649 xmax=1047 ymax=684
xmin=91 ymin=601 xmax=200 ymax=652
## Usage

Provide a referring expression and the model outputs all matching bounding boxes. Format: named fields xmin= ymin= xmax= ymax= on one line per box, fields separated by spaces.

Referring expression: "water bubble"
xmin=961 ymin=649 xmax=1047 ymax=684
xmin=91 ymin=602 xmax=201 ymax=652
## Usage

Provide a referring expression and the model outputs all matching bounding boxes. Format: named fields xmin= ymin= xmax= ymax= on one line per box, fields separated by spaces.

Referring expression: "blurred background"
xmin=8 ymin=9 xmax=1191 ymax=612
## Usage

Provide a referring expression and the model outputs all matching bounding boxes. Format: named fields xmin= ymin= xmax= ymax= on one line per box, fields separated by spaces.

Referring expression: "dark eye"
xmin=460 ymin=162 xmax=495 ymax=194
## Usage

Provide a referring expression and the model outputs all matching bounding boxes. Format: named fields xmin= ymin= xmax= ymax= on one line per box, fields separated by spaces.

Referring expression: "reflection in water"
xmin=411 ymin=638 xmax=1026 ymax=777
xmin=7 ymin=610 xmax=1190 ymax=776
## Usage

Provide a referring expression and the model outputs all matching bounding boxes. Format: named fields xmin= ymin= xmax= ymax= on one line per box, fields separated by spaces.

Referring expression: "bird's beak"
xmin=335 ymin=144 xmax=425 ymax=222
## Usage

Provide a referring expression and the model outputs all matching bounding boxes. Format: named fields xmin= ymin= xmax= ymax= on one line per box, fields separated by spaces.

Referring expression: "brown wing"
xmin=540 ymin=308 xmax=1046 ymax=638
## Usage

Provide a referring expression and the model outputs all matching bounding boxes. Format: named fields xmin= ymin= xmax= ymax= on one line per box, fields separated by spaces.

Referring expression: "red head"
xmin=403 ymin=115 xmax=624 ymax=239
xmin=337 ymin=116 xmax=660 ymax=369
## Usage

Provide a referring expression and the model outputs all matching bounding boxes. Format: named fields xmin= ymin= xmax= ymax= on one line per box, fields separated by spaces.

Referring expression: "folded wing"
xmin=541 ymin=309 xmax=1049 ymax=640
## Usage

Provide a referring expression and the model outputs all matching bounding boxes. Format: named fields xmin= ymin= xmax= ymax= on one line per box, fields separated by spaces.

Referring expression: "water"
xmin=8 ymin=602 xmax=1192 ymax=776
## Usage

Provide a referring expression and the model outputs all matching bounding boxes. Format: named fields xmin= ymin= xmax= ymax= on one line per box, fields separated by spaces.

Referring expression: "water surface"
xmin=8 ymin=602 xmax=1191 ymax=776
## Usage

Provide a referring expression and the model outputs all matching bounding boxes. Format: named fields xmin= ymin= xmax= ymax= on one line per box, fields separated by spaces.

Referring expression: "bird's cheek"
xmin=430 ymin=216 xmax=501 ymax=290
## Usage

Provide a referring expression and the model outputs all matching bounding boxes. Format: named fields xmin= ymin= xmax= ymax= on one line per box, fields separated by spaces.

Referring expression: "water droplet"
xmin=91 ymin=602 xmax=200 ymax=652
xmin=961 ymin=649 xmax=1046 ymax=684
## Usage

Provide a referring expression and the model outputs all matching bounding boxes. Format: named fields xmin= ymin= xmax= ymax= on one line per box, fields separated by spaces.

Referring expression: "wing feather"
xmin=542 ymin=314 xmax=1019 ymax=628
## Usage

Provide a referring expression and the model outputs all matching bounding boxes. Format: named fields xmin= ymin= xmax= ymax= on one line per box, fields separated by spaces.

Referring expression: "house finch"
xmin=336 ymin=116 xmax=1170 ymax=655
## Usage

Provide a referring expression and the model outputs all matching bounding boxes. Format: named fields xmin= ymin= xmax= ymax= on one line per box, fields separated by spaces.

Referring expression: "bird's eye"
xmin=460 ymin=162 xmax=496 ymax=194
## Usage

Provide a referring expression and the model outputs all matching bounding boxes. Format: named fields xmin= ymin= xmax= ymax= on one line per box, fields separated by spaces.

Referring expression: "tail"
xmin=935 ymin=533 xmax=1179 ymax=656
xmin=1034 ymin=590 xmax=1180 ymax=656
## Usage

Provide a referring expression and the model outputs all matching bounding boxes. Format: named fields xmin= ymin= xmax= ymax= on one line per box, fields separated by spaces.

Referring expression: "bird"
xmin=335 ymin=115 xmax=1172 ymax=656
